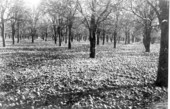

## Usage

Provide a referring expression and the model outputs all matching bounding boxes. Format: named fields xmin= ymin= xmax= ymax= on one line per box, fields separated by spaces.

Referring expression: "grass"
xmin=0 ymin=39 xmax=168 ymax=109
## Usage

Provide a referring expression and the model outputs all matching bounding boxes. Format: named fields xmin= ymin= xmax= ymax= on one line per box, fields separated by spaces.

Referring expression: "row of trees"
xmin=0 ymin=0 xmax=160 ymax=50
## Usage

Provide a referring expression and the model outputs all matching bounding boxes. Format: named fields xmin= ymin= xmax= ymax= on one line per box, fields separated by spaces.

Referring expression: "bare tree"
xmin=9 ymin=0 xmax=26 ymax=44
xmin=0 ymin=0 xmax=11 ymax=47
xmin=63 ymin=0 xmax=78 ymax=49
xmin=129 ymin=0 xmax=156 ymax=52
xmin=78 ymin=0 xmax=115 ymax=58
xmin=27 ymin=8 xmax=41 ymax=43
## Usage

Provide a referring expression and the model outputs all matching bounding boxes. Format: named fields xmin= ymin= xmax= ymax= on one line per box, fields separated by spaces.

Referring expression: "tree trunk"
xmin=68 ymin=24 xmax=72 ymax=49
xmin=113 ymin=31 xmax=117 ymax=48
xmin=17 ymin=22 xmax=20 ymax=43
xmin=32 ymin=34 xmax=34 ymax=43
xmin=106 ymin=35 xmax=109 ymax=43
xmin=110 ymin=34 xmax=113 ymax=42
xmin=89 ymin=14 xmax=96 ymax=58
xmin=1 ymin=17 xmax=5 ymax=47
xmin=31 ymin=29 xmax=35 ymax=43
xmin=65 ymin=26 xmax=68 ymax=44
xmin=58 ymin=26 xmax=61 ymax=46
xmin=127 ymin=32 xmax=130 ymax=44
xmin=132 ymin=34 xmax=135 ymax=43
xmin=45 ymin=32 xmax=47 ymax=41
xmin=53 ymin=25 xmax=57 ymax=44
xmin=143 ymin=24 xmax=151 ymax=52
xmin=102 ymin=30 xmax=105 ymax=45
xmin=125 ymin=32 xmax=128 ymax=44
xmin=90 ymin=29 xmax=96 ymax=58
xmin=11 ymin=23 xmax=15 ymax=45
xmin=96 ymin=30 xmax=100 ymax=45
xmin=155 ymin=0 xmax=169 ymax=87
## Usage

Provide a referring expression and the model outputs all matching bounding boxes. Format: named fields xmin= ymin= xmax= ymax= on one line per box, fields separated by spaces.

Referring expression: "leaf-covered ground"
xmin=0 ymin=39 xmax=168 ymax=109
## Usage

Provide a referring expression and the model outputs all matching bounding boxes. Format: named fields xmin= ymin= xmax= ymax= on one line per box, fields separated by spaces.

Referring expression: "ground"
xmin=0 ymin=39 xmax=168 ymax=109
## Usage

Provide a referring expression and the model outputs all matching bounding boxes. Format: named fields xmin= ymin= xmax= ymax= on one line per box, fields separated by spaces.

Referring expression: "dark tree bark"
xmin=127 ymin=32 xmax=130 ymax=44
xmin=125 ymin=32 xmax=128 ymax=44
xmin=45 ymin=29 xmax=48 ymax=41
xmin=155 ymin=0 xmax=169 ymax=87
xmin=1 ymin=16 xmax=5 ymax=47
xmin=17 ymin=22 xmax=20 ymax=43
xmin=53 ymin=25 xmax=57 ymax=44
xmin=32 ymin=34 xmax=34 ymax=43
xmin=89 ymin=29 xmax=96 ymax=58
xmin=11 ymin=23 xmax=15 ymax=45
xmin=102 ymin=30 xmax=105 ymax=45
xmin=65 ymin=26 xmax=68 ymax=44
xmin=96 ymin=29 xmax=100 ymax=45
xmin=113 ymin=31 xmax=117 ymax=48
xmin=89 ymin=14 xmax=96 ymax=58
xmin=125 ymin=31 xmax=130 ymax=44
xmin=68 ymin=23 xmax=72 ymax=49
xmin=143 ymin=22 xmax=152 ymax=52
xmin=58 ymin=26 xmax=61 ymax=46
xmin=106 ymin=35 xmax=109 ymax=43
xmin=31 ymin=29 xmax=36 ymax=43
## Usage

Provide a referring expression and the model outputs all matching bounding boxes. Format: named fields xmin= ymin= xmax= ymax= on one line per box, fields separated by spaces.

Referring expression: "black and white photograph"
xmin=0 ymin=0 xmax=168 ymax=108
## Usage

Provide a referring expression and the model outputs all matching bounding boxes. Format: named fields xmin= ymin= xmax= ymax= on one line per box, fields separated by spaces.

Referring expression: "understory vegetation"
xmin=0 ymin=40 xmax=167 ymax=109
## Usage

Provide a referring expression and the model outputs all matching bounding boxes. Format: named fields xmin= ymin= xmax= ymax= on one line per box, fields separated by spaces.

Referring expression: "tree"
xmin=78 ymin=0 xmax=114 ymax=58
xmin=0 ymin=0 xmax=10 ymax=47
xmin=61 ymin=0 xmax=78 ymax=49
xmin=113 ymin=12 xmax=120 ymax=48
xmin=129 ymin=0 xmax=156 ymax=52
xmin=147 ymin=0 xmax=169 ymax=87
xmin=27 ymin=7 xmax=41 ymax=43
xmin=9 ymin=0 xmax=25 ymax=44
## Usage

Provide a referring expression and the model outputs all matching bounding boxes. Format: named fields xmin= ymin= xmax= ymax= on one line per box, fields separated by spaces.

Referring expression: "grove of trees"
xmin=0 ymin=0 xmax=168 ymax=87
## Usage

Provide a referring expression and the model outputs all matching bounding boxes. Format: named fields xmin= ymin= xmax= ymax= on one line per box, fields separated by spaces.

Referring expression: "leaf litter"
xmin=0 ymin=42 xmax=167 ymax=109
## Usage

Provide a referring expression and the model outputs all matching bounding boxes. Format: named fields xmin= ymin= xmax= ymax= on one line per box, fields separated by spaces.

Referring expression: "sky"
xmin=23 ymin=0 xmax=42 ymax=8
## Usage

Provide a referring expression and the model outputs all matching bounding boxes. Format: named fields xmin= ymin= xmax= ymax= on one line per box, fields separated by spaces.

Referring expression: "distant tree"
xmin=62 ymin=0 xmax=78 ymax=49
xmin=9 ymin=0 xmax=25 ymax=44
xmin=78 ymin=0 xmax=116 ymax=58
xmin=120 ymin=11 xmax=135 ymax=45
xmin=130 ymin=0 xmax=156 ymax=52
xmin=0 ymin=0 xmax=10 ymax=47
xmin=27 ymin=8 xmax=41 ymax=43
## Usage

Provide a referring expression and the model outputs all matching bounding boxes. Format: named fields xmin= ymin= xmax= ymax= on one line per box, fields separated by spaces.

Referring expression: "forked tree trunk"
xmin=155 ymin=0 xmax=169 ymax=87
